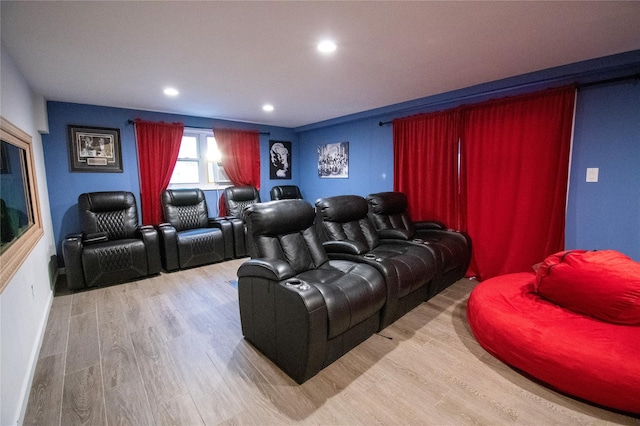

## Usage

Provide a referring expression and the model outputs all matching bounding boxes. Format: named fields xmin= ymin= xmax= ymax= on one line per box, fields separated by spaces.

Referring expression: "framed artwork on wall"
xmin=318 ymin=142 xmax=349 ymax=178
xmin=269 ymin=140 xmax=291 ymax=179
xmin=67 ymin=125 xmax=122 ymax=172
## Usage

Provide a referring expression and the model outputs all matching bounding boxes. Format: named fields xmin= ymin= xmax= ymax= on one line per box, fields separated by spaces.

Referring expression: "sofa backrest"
xmin=315 ymin=195 xmax=380 ymax=251
xmin=161 ymin=188 xmax=209 ymax=231
xmin=224 ymin=185 xmax=261 ymax=220
xmin=78 ymin=191 xmax=139 ymax=239
xmin=244 ymin=199 xmax=329 ymax=274
xmin=367 ymin=191 xmax=416 ymax=237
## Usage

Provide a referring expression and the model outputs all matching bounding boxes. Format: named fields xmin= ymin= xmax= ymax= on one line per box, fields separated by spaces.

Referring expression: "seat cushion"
xmin=176 ymin=228 xmax=224 ymax=268
xmin=535 ymin=250 xmax=640 ymax=325
xmin=370 ymin=243 xmax=437 ymax=298
xmin=415 ymin=230 xmax=469 ymax=273
xmin=297 ymin=260 xmax=386 ymax=339
xmin=82 ymin=239 xmax=148 ymax=287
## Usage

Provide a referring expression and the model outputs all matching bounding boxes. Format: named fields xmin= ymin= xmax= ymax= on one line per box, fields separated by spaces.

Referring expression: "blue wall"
xmin=42 ymin=102 xmax=297 ymax=262
xmin=565 ymin=80 xmax=640 ymax=259
xmin=297 ymin=117 xmax=394 ymax=204
xmin=295 ymin=51 xmax=640 ymax=261
xmin=42 ymin=51 xmax=640 ymax=266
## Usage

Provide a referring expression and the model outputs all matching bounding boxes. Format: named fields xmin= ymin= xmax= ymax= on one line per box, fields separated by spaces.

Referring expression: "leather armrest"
xmin=414 ymin=220 xmax=446 ymax=231
xmin=237 ymin=259 xmax=296 ymax=281
xmin=156 ymin=223 xmax=179 ymax=271
xmin=62 ymin=233 xmax=85 ymax=290
xmin=138 ymin=225 xmax=161 ymax=274
xmin=377 ymin=229 xmax=412 ymax=240
xmin=322 ymin=240 xmax=369 ymax=255
xmin=82 ymin=232 xmax=108 ymax=245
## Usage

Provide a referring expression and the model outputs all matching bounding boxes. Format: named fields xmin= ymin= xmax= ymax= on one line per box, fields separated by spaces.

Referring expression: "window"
xmin=169 ymin=129 xmax=231 ymax=189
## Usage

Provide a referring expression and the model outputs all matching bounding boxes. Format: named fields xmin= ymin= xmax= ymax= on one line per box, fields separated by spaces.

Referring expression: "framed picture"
xmin=269 ymin=140 xmax=291 ymax=179
xmin=68 ymin=125 xmax=122 ymax=172
xmin=318 ymin=142 xmax=349 ymax=178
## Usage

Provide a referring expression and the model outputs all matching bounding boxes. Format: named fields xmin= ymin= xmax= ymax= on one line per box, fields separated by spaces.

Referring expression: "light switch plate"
xmin=586 ymin=167 xmax=599 ymax=182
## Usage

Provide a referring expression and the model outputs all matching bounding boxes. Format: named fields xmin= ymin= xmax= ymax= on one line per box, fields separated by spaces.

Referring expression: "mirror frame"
xmin=0 ymin=116 xmax=44 ymax=293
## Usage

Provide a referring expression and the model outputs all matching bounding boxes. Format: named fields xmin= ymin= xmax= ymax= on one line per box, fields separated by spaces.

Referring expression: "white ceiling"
xmin=2 ymin=1 xmax=640 ymax=128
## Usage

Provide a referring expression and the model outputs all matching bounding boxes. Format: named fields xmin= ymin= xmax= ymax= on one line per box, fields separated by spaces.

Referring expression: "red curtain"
xmin=461 ymin=87 xmax=576 ymax=279
xmin=134 ymin=120 xmax=184 ymax=225
xmin=214 ymin=128 xmax=261 ymax=216
xmin=393 ymin=110 xmax=461 ymax=229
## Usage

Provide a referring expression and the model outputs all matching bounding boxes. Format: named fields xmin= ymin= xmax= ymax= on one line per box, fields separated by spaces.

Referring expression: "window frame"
xmin=0 ymin=116 xmax=44 ymax=293
xmin=168 ymin=128 xmax=231 ymax=191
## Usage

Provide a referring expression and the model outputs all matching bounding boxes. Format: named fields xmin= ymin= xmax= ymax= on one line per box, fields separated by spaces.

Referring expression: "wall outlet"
xmin=586 ymin=167 xmax=599 ymax=182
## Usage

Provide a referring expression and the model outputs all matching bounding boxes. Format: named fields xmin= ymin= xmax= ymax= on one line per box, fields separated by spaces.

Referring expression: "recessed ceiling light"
xmin=263 ymin=104 xmax=274 ymax=112
xmin=317 ymin=40 xmax=337 ymax=53
xmin=163 ymin=87 xmax=179 ymax=96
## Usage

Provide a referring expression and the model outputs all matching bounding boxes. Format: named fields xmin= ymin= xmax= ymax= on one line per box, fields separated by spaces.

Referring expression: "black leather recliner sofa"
xmin=157 ymin=188 xmax=227 ymax=271
xmin=237 ymin=199 xmax=386 ymax=384
xmin=366 ymin=191 xmax=471 ymax=297
xmin=62 ymin=191 xmax=161 ymax=290
xmin=315 ymin=195 xmax=439 ymax=329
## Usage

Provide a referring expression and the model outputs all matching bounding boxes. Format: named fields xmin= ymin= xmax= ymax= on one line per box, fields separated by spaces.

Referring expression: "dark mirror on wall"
xmin=1 ymin=140 xmax=33 ymax=252
xmin=0 ymin=117 xmax=43 ymax=293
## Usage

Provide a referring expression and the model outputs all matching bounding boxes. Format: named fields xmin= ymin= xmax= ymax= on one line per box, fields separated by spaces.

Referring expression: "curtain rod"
xmin=127 ymin=120 xmax=270 ymax=135
xmin=378 ymin=73 xmax=640 ymax=127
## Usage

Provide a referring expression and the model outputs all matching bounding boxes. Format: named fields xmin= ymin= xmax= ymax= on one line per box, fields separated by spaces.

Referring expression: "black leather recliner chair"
xmin=157 ymin=188 xmax=227 ymax=271
xmin=238 ymin=199 xmax=386 ymax=384
xmin=315 ymin=195 xmax=438 ymax=329
xmin=366 ymin=191 xmax=472 ymax=297
xmin=270 ymin=185 xmax=303 ymax=201
xmin=62 ymin=191 xmax=161 ymax=290
xmin=223 ymin=185 xmax=261 ymax=257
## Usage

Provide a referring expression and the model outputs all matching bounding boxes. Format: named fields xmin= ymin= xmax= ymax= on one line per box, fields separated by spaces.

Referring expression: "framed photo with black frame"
xmin=318 ymin=142 xmax=349 ymax=178
xmin=269 ymin=140 xmax=291 ymax=179
xmin=68 ymin=125 xmax=122 ymax=173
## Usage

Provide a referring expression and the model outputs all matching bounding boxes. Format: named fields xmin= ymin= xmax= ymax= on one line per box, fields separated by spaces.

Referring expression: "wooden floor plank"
xmin=38 ymin=303 xmax=71 ymax=359
xmin=98 ymin=319 xmax=140 ymax=389
xmin=61 ymin=364 xmax=106 ymax=426
xmin=104 ymin=379 xmax=155 ymax=426
xmin=23 ymin=353 xmax=65 ymax=426
xmin=65 ymin=311 xmax=100 ymax=375
xmin=130 ymin=326 xmax=189 ymax=422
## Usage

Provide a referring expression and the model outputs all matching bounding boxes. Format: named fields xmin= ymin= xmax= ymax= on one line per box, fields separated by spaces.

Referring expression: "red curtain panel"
xmin=461 ymin=87 xmax=576 ymax=280
xmin=134 ymin=120 xmax=184 ymax=225
xmin=213 ymin=128 xmax=261 ymax=216
xmin=393 ymin=109 xmax=461 ymax=229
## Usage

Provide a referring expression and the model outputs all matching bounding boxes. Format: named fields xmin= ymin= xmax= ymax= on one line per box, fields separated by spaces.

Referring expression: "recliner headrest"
xmin=315 ymin=195 xmax=368 ymax=222
xmin=245 ymin=200 xmax=315 ymax=236
xmin=79 ymin=191 xmax=136 ymax=213
xmin=163 ymin=188 xmax=205 ymax=207
xmin=225 ymin=186 xmax=261 ymax=202
xmin=367 ymin=192 xmax=408 ymax=215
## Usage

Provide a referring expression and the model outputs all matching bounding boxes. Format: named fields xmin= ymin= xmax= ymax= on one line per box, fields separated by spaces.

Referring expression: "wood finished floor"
xmin=24 ymin=258 xmax=639 ymax=425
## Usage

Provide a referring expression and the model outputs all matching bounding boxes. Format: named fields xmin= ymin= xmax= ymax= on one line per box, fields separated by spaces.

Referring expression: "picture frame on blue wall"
xmin=269 ymin=140 xmax=291 ymax=179
xmin=318 ymin=142 xmax=348 ymax=178
xmin=67 ymin=125 xmax=122 ymax=172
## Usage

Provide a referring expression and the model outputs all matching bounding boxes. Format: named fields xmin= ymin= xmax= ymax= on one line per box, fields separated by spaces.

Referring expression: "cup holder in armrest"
xmin=364 ymin=253 xmax=384 ymax=262
xmin=285 ymin=279 xmax=310 ymax=291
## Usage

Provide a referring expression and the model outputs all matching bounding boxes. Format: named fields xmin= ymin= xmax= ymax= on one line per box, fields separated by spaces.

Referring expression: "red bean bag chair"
xmin=467 ymin=250 xmax=640 ymax=414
